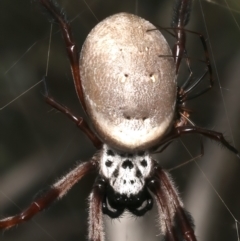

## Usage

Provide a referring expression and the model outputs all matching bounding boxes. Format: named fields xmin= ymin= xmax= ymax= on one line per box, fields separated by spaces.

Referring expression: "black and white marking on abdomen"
xmin=100 ymin=145 xmax=153 ymax=196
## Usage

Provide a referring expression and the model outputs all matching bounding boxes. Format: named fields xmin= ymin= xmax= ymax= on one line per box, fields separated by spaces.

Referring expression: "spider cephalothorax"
xmin=99 ymin=144 xmax=154 ymax=218
xmin=0 ymin=0 xmax=239 ymax=241
xmin=100 ymin=145 xmax=153 ymax=196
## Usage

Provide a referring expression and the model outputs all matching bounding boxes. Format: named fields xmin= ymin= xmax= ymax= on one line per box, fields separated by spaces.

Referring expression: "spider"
xmin=0 ymin=0 xmax=239 ymax=240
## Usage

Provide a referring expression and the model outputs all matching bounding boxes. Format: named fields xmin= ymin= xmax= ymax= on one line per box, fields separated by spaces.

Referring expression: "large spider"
xmin=1 ymin=0 xmax=239 ymax=240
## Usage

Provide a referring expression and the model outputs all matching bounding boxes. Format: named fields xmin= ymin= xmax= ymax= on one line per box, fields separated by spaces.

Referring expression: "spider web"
xmin=1 ymin=0 xmax=240 ymax=241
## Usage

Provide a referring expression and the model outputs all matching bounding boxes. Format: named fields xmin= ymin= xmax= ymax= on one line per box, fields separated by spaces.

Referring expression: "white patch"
xmin=93 ymin=112 xmax=174 ymax=150
xmin=150 ymin=74 xmax=156 ymax=82
xmin=100 ymin=144 xmax=153 ymax=197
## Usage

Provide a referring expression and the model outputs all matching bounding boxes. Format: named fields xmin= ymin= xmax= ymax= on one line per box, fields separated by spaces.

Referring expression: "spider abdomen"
xmin=80 ymin=13 xmax=176 ymax=151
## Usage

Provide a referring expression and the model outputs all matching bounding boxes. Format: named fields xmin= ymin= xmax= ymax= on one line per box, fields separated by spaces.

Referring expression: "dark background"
xmin=1 ymin=0 xmax=240 ymax=240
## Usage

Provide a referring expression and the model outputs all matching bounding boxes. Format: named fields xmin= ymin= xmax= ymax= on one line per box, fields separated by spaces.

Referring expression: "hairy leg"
xmin=0 ymin=159 xmax=97 ymax=229
xmin=148 ymin=166 xmax=196 ymax=241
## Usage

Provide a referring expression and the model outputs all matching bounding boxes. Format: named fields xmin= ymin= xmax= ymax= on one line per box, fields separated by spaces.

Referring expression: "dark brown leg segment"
xmin=178 ymin=28 xmax=213 ymax=101
xmin=148 ymin=166 xmax=197 ymax=241
xmin=148 ymin=178 xmax=178 ymax=241
xmin=157 ymin=126 xmax=239 ymax=157
xmin=43 ymin=78 xmax=102 ymax=149
xmin=0 ymin=160 xmax=96 ymax=229
xmin=88 ymin=181 xmax=106 ymax=241
xmin=171 ymin=0 xmax=213 ymax=97
xmin=39 ymin=0 xmax=87 ymax=112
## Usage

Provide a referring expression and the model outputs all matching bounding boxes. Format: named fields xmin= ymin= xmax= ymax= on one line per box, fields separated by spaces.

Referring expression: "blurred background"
xmin=1 ymin=0 xmax=240 ymax=240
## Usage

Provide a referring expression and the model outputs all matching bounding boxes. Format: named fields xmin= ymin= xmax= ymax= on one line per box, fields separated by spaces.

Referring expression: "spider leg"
xmin=171 ymin=0 xmax=213 ymax=99
xmin=157 ymin=24 xmax=213 ymax=102
xmin=88 ymin=179 xmax=106 ymax=241
xmin=149 ymin=181 xmax=178 ymax=241
xmin=0 ymin=160 xmax=96 ymax=230
xmin=38 ymin=0 xmax=87 ymax=112
xmin=43 ymin=77 xmax=102 ymax=149
xmin=171 ymin=0 xmax=192 ymax=73
xmin=179 ymin=28 xmax=213 ymax=101
xmin=150 ymin=27 xmax=210 ymax=103
xmin=148 ymin=166 xmax=197 ymax=241
xmin=157 ymin=126 xmax=239 ymax=157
